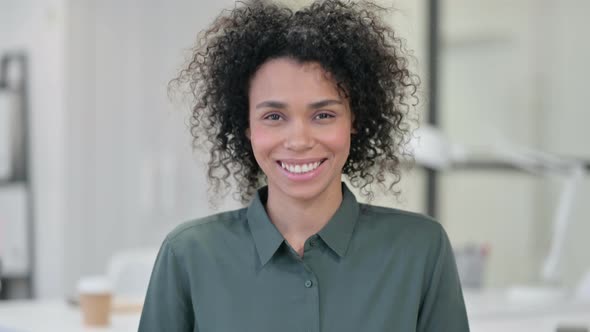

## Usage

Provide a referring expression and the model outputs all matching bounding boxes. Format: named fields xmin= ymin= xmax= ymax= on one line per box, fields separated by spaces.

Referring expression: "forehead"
xmin=248 ymin=57 xmax=341 ymax=101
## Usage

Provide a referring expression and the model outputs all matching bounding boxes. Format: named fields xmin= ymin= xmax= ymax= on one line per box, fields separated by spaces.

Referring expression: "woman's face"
xmin=247 ymin=57 xmax=354 ymax=202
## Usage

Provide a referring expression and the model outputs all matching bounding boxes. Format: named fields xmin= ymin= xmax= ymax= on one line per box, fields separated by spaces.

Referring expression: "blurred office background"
xmin=0 ymin=0 xmax=588 ymax=321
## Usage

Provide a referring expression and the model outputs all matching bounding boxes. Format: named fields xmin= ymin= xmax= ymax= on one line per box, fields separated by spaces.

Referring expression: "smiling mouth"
xmin=277 ymin=159 xmax=327 ymax=174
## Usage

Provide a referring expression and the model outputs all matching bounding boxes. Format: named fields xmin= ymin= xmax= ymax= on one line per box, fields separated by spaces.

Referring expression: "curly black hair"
xmin=172 ymin=0 xmax=420 ymax=204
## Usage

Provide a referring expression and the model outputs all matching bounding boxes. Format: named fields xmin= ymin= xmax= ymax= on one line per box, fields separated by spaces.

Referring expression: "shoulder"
xmin=359 ymin=203 xmax=443 ymax=238
xmin=164 ymin=207 xmax=248 ymax=251
xmin=357 ymin=204 xmax=452 ymax=271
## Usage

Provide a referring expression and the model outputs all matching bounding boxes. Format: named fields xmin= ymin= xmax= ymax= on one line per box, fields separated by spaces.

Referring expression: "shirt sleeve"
xmin=138 ymin=238 xmax=196 ymax=332
xmin=417 ymin=225 xmax=470 ymax=332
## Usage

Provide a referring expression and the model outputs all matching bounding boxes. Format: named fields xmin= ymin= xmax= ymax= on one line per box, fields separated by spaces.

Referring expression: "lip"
xmin=276 ymin=158 xmax=328 ymax=182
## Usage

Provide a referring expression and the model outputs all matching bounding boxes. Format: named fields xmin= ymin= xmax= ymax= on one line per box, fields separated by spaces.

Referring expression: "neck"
xmin=265 ymin=182 xmax=343 ymax=256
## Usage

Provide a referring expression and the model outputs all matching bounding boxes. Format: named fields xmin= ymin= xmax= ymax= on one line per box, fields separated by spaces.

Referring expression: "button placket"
xmin=300 ymin=261 xmax=319 ymax=332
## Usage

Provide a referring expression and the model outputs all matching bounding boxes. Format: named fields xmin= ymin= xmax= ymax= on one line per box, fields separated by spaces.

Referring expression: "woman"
xmin=139 ymin=0 xmax=469 ymax=331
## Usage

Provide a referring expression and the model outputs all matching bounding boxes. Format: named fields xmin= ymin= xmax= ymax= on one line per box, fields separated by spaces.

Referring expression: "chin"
xmin=275 ymin=177 xmax=339 ymax=202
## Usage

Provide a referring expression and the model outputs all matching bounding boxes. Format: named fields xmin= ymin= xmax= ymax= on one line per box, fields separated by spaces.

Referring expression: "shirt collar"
xmin=317 ymin=183 xmax=359 ymax=257
xmin=247 ymin=186 xmax=285 ymax=267
xmin=246 ymin=182 xmax=360 ymax=266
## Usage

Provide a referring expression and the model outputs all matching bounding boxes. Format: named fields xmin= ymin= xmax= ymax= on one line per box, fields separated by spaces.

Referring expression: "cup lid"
xmin=77 ymin=275 xmax=112 ymax=294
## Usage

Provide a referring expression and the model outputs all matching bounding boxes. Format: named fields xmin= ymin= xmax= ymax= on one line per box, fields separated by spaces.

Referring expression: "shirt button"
xmin=304 ymin=280 xmax=313 ymax=288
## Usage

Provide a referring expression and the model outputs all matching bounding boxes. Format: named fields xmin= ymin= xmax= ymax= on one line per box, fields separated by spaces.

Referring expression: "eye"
xmin=264 ymin=113 xmax=283 ymax=121
xmin=314 ymin=112 xmax=335 ymax=120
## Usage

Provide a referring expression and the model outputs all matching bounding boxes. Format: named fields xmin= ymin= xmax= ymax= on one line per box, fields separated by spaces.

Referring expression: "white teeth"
xmin=280 ymin=161 xmax=323 ymax=174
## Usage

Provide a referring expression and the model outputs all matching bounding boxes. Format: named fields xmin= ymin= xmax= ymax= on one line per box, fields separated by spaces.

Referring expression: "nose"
xmin=284 ymin=120 xmax=314 ymax=151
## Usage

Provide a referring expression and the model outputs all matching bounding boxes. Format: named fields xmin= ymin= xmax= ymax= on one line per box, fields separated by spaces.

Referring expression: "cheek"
xmin=249 ymin=126 xmax=277 ymax=155
xmin=322 ymin=126 xmax=352 ymax=154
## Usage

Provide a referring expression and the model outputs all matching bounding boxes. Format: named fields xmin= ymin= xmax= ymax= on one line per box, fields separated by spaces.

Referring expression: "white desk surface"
xmin=0 ymin=300 xmax=139 ymax=332
xmin=465 ymin=289 xmax=590 ymax=332
xmin=0 ymin=291 xmax=589 ymax=332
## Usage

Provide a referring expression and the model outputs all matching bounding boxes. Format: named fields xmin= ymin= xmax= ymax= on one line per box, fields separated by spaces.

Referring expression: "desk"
xmin=470 ymin=313 xmax=590 ymax=332
xmin=465 ymin=290 xmax=590 ymax=332
xmin=0 ymin=300 xmax=139 ymax=332
xmin=0 ymin=292 xmax=589 ymax=332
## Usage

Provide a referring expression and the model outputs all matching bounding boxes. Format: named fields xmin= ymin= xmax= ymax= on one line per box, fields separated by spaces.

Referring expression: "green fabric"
xmin=139 ymin=183 xmax=470 ymax=331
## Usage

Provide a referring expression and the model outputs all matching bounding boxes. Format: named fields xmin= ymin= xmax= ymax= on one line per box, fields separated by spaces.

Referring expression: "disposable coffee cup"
xmin=77 ymin=275 xmax=112 ymax=326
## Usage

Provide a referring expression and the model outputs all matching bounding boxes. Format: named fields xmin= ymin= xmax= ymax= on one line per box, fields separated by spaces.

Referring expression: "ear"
xmin=245 ymin=128 xmax=251 ymax=140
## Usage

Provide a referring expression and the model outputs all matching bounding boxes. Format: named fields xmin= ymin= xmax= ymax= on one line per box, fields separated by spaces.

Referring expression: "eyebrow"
xmin=255 ymin=99 xmax=343 ymax=110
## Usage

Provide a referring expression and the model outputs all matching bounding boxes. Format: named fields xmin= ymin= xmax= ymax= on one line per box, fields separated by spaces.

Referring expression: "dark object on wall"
xmin=0 ymin=53 xmax=35 ymax=300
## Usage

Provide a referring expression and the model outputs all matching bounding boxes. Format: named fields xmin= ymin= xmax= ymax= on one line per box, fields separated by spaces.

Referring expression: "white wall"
xmin=533 ymin=0 xmax=590 ymax=287
xmin=438 ymin=0 xmax=538 ymax=287
xmin=439 ymin=0 xmax=590 ymax=288
xmin=63 ymin=0 xmax=239 ymax=297
xmin=0 ymin=0 xmax=67 ymax=298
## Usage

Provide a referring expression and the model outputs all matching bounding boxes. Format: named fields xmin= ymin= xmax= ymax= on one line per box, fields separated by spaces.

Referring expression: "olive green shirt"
xmin=139 ymin=184 xmax=469 ymax=331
